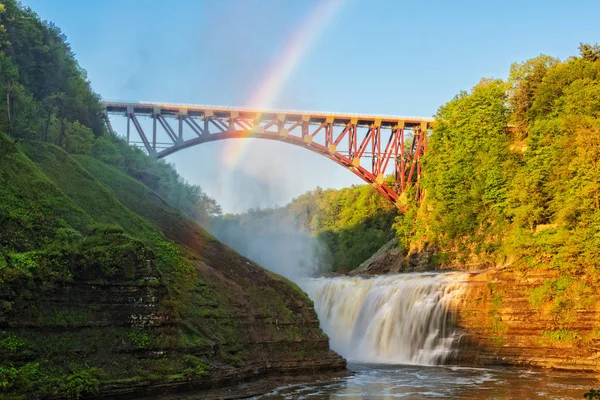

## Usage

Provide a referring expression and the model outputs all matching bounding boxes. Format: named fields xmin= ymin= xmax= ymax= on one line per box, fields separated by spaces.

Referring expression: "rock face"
xmin=0 ymin=268 xmax=347 ymax=398
xmin=0 ymin=141 xmax=345 ymax=399
xmin=350 ymin=239 xmax=438 ymax=275
xmin=454 ymin=268 xmax=600 ymax=373
xmin=350 ymin=239 xmax=404 ymax=275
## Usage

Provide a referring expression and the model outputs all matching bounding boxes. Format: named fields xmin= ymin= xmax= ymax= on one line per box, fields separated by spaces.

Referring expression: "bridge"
xmin=102 ymin=102 xmax=433 ymax=212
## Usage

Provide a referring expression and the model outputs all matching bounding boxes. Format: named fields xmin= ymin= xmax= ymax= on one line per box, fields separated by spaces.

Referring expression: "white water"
xmin=300 ymin=273 xmax=469 ymax=366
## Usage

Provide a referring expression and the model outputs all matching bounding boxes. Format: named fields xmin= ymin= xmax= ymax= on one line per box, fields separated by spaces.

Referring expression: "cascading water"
xmin=300 ymin=273 xmax=468 ymax=366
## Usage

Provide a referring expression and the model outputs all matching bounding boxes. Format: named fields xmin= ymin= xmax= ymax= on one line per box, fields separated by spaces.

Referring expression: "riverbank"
xmin=130 ymin=369 xmax=349 ymax=400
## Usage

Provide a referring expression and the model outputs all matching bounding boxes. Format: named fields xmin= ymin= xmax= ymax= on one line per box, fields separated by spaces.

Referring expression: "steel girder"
xmin=103 ymin=102 xmax=432 ymax=212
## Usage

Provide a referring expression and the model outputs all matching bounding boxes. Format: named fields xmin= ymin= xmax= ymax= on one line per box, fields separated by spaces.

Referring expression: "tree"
xmin=508 ymin=55 xmax=558 ymax=129
xmin=63 ymin=119 xmax=94 ymax=154
xmin=0 ymin=0 xmax=104 ymax=138
xmin=417 ymin=78 xmax=511 ymax=263
xmin=579 ymin=42 xmax=600 ymax=62
xmin=0 ymin=55 xmax=18 ymax=136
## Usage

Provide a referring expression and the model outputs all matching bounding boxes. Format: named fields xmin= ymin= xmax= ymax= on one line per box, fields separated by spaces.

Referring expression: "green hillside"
xmin=0 ymin=135 xmax=343 ymax=398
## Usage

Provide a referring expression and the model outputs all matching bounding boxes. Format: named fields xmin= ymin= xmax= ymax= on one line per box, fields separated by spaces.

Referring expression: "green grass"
xmin=541 ymin=329 xmax=579 ymax=343
xmin=20 ymin=142 xmax=162 ymax=243
xmin=0 ymin=136 xmax=93 ymax=254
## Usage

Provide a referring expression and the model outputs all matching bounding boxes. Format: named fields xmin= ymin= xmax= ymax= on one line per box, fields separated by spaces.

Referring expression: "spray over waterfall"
xmin=301 ymin=273 xmax=468 ymax=365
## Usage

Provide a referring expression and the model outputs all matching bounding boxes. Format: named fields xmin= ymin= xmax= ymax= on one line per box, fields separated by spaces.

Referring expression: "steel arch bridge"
xmin=102 ymin=102 xmax=432 ymax=212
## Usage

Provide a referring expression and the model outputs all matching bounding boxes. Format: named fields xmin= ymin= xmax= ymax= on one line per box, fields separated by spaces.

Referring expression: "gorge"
xmin=1 ymin=0 xmax=600 ymax=398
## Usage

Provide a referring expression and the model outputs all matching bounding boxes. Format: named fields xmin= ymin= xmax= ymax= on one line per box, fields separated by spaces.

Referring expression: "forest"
xmin=396 ymin=43 xmax=600 ymax=283
xmin=0 ymin=0 xmax=219 ymax=223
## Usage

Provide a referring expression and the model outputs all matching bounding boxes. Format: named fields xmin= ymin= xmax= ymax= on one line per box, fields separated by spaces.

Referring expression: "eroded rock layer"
xmin=455 ymin=268 xmax=600 ymax=373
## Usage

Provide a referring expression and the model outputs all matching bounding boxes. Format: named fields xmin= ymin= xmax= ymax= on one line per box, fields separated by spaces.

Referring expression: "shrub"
xmin=64 ymin=369 xmax=101 ymax=399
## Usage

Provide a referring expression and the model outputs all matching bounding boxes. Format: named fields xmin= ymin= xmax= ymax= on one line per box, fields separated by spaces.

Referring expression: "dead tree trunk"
xmin=6 ymin=80 xmax=13 ymax=137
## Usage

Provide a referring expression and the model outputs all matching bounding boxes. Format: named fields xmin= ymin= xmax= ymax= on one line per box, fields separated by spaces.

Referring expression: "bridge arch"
xmin=103 ymin=102 xmax=431 ymax=212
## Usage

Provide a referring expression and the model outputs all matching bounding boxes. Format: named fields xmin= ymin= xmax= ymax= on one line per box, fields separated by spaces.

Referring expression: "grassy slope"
xmin=0 ymin=137 xmax=339 ymax=398
xmin=73 ymin=154 xmax=313 ymax=301
xmin=0 ymin=138 xmax=94 ymax=254
xmin=19 ymin=142 xmax=161 ymax=244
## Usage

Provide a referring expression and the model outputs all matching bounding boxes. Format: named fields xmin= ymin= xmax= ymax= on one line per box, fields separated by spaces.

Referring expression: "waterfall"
xmin=300 ymin=273 xmax=468 ymax=366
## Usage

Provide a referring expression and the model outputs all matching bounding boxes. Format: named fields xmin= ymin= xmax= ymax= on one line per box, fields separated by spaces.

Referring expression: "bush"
xmin=64 ymin=369 xmax=101 ymax=399
xmin=183 ymin=354 xmax=211 ymax=377
xmin=584 ymin=389 xmax=600 ymax=399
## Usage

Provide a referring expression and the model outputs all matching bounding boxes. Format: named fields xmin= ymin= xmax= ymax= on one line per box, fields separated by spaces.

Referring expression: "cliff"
xmin=0 ymin=136 xmax=345 ymax=399
xmin=455 ymin=267 xmax=600 ymax=373
xmin=349 ymin=239 xmax=405 ymax=275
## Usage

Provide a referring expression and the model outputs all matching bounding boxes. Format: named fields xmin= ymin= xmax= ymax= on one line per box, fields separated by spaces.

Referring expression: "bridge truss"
xmin=103 ymin=102 xmax=432 ymax=212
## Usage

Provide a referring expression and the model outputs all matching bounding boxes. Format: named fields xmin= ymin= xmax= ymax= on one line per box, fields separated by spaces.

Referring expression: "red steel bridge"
xmin=102 ymin=102 xmax=433 ymax=212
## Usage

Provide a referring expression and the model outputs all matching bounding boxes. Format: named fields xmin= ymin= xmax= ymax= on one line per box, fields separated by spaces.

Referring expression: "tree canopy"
xmin=0 ymin=0 xmax=220 ymax=221
xmin=398 ymin=44 xmax=600 ymax=280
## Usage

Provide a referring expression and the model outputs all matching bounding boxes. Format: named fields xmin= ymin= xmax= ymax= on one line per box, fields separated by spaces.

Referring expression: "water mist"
xmin=207 ymin=210 xmax=331 ymax=281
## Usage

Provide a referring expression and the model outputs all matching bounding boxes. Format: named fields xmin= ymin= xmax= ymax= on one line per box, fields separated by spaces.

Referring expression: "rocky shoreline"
xmin=97 ymin=364 xmax=349 ymax=399
xmin=455 ymin=268 xmax=600 ymax=374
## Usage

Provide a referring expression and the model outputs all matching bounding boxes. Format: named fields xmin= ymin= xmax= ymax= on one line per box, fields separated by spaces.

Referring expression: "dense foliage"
xmin=0 ymin=0 xmax=102 ymax=138
xmin=211 ymin=185 xmax=397 ymax=273
xmin=88 ymin=133 xmax=222 ymax=222
xmin=0 ymin=0 xmax=219 ymax=222
xmin=398 ymin=43 xmax=600 ymax=281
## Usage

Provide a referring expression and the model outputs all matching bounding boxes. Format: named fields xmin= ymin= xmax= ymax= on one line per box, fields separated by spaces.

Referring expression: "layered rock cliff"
xmin=0 ymin=137 xmax=345 ymax=399
xmin=455 ymin=267 xmax=600 ymax=373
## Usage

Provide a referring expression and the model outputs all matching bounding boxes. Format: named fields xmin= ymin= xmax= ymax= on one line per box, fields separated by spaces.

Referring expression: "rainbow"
xmin=221 ymin=0 xmax=344 ymax=167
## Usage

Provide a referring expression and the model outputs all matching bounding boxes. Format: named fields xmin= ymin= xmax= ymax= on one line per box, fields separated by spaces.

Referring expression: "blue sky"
xmin=25 ymin=0 xmax=600 ymax=213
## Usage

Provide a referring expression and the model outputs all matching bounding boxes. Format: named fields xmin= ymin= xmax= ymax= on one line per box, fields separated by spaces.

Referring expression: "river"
xmin=255 ymin=273 xmax=594 ymax=399
xmin=257 ymin=363 xmax=592 ymax=399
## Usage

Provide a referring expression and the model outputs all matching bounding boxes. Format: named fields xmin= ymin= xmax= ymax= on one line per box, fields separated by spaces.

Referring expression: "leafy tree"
xmin=400 ymin=45 xmax=600 ymax=280
xmin=0 ymin=0 xmax=103 ymax=136
xmin=409 ymin=79 xmax=512 ymax=263
xmin=63 ymin=119 xmax=95 ymax=154
xmin=0 ymin=0 xmax=221 ymax=225
xmin=508 ymin=54 xmax=558 ymax=131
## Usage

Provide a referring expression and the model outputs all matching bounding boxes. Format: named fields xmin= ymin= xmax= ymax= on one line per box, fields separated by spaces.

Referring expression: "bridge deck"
xmin=103 ymin=101 xmax=434 ymax=129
